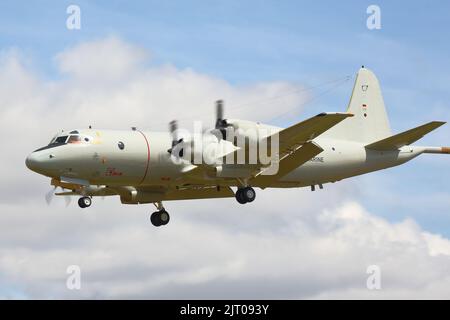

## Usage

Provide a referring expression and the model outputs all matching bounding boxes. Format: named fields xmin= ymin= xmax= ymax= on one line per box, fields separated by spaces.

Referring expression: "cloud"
xmin=55 ymin=37 xmax=148 ymax=81
xmin=1 ymin=37 xmax=450 ymax=299
xmin=1 ymin=196 xmax=450 ymax=299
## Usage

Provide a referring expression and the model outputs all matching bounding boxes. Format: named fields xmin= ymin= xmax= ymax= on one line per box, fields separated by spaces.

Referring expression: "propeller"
xmin=167 ymin=100 xmax=232 ymax=159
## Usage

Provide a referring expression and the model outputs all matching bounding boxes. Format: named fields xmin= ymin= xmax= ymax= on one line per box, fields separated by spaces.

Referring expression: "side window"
xmin=118 ymin=141 xmax=125 ymax=150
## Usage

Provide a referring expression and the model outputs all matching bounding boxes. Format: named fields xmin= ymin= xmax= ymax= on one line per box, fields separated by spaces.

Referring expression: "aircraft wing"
xmin=251 ymin=141 xmax=323 ymax=186
xmin=265 ymin=112 xmax=354 ymax=159
xmin=247 ymin=113 xmax=352 ymax=183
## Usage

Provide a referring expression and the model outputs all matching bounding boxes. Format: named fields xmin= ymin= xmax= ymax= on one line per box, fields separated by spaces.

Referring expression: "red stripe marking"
xmin=138 ymin=130 xmax=150 ymax=185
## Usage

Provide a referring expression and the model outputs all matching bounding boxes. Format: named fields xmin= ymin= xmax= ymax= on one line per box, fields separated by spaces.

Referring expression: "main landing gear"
xmin=78 ymin=196 xmax=92 ymax=208
xmin=150 ymin=202 xmax=170 ymax=227
xmin=235 ymin=187 xmax=256 ymax=204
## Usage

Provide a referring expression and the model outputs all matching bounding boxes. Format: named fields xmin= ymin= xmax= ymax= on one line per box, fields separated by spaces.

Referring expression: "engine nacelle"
xmin=172 ymin=131 xmax=237 ymax=166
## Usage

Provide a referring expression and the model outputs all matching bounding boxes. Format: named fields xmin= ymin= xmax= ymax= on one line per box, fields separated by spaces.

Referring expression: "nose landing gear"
xmin=78 ymin=196 xmax=92 ymax=208
xmin=235 ymin=187 xmax=256 ymax=204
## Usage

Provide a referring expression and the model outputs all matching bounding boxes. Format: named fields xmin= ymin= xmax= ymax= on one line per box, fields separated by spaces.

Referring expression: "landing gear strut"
xmin=150 ymin=202 xmax=170 ymax=227
xmin=235 ymin=187 xmax=256 ymax=204
xmin=78 ymin=196 xmax=92 ymax=208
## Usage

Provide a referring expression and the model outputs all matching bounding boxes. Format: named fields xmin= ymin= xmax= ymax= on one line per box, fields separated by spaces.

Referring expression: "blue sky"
xmin=1 ymin=0 xmax=449 ymax=235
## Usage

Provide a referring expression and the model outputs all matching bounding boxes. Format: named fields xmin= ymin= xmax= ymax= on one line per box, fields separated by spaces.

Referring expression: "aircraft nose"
xmin=26 ymin=150 xmax=59 ymax=176
xmin=25 ymin=152 xmax=39 ymax=171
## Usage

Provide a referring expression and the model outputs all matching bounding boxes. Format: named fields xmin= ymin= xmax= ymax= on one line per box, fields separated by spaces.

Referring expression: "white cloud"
xmin=55 ymin=36 xmax=148 ymax=81
xmin=423 ymin=232 xmax=450 ymax=257
xmin=1 ymin=37 xmax=450 ymax=299
xmin=1 ymin=196 xmax=450 ymax=299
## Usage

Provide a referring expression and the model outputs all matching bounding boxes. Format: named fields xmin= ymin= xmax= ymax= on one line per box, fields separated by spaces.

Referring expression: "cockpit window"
xmin=54 ymin=136 xmax=68 ymax=144
xmin=48 ymin=134 xmax=58 ymax=145
xmin=34 ymin=131 xmax=90 ymax=153
xmin=34 ymin=135 xmax=68 ymax=152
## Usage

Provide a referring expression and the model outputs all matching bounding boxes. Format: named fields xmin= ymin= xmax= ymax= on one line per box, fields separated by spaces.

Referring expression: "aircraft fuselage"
xmin=25 ymin=128 xmax=422 ymax=189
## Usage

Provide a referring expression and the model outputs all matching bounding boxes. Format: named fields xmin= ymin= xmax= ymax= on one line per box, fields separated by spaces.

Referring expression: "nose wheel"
xmin=235 ymin=187 xmax=256 ymax=204
xmin=78 ymin=196 xmax=92 ymax=208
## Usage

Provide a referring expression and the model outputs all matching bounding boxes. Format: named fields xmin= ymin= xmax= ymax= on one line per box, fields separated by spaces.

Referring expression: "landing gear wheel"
xmin=150 ymin=210 xmax=170 ymax=227
xmin=235 ymin=189 xmax=247 ymax=204
xmin=78 ymin=196 xmax=92 ymax=208
xmin=159 ymin=210 xmax=170 ymax=225
xmin=150 ymin=211 xmax=162 ymax=226
xmin=235 ymin=187 xmax=256 ymax=204
xmin=243 ymin=187 xmax=256 ymax=203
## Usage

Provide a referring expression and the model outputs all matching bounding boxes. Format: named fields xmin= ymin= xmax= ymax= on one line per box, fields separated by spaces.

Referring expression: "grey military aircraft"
xmin=26 ymin=67 xmax=449 ymax=227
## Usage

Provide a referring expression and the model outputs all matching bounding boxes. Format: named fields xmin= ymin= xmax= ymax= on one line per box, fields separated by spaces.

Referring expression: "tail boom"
xmin=423 ymin=147 xmax=450 ymax=154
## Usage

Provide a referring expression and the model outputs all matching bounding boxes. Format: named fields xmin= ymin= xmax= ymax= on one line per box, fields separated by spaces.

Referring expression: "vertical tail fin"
xmin=324 ymin=67 xmax=392 ymax=143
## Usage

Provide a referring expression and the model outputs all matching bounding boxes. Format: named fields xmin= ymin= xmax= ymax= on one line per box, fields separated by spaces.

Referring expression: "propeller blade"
xmin=169 ymin=120 xmax=178 ymax=135
xmin=167 ymin=119 xmax=185 ymax=157
xmin=215 ymin=100 xmax=224 ymax=129
xmin=45 ymin=187 xmax=56 ymax=205
xmin=64 ymin=196 xmax=72 ymax=207
xmin=214 ymin=100 xmax=230 ymax=139
xmin=169 ymin=120 xmax=179 ymax=147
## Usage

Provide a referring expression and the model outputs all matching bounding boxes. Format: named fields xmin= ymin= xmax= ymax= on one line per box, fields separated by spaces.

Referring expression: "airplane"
xmin=25 ymin=67 xmax=449 ymax=227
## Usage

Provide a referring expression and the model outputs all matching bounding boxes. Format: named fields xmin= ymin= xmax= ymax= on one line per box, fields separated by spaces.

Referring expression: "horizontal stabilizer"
xmin=365 ymin=121 xmax=446 ymax=151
